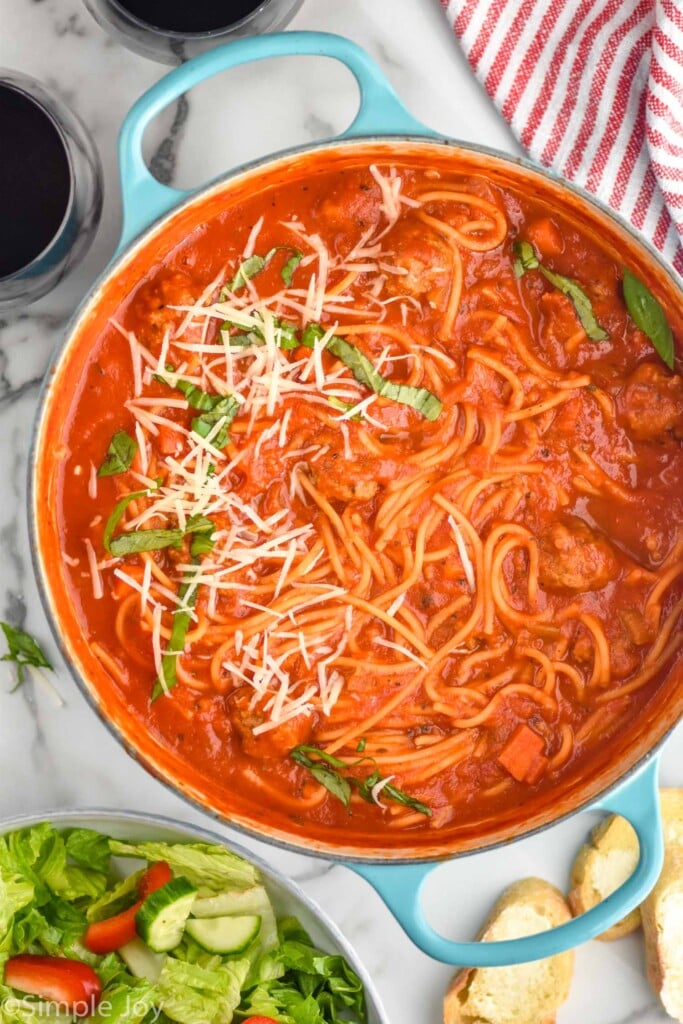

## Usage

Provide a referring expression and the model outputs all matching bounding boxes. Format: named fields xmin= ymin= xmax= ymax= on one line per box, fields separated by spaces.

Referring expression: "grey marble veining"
xmin=0 ymin=1 xmax=680 ymax=1022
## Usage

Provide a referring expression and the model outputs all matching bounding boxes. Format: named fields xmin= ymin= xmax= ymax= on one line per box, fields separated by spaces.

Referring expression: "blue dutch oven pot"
xmin=30 ymin=32 xmax=682 ymax=969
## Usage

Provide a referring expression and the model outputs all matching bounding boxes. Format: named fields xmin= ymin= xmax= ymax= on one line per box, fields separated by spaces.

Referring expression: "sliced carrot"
xmin=498 ymin=724 xmax=548 ymax=784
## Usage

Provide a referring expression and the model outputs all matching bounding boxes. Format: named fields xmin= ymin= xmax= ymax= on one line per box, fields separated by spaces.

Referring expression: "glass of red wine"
xmin=0 ymin=70 xmax=103 ymax=312
xmin=82 ymin=0 xmax=305 ymax=63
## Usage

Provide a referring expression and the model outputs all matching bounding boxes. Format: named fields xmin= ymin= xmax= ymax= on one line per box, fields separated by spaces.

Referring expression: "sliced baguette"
xmin=568 ymin=814 xmax=641 ymax=940
xmin=660 ymin=789 xmax=683 ymax=847
xmin=443 ymin=877 xmax=574 ymax=1024
xmin=642 ymin=789 xmax=683 ymax=1021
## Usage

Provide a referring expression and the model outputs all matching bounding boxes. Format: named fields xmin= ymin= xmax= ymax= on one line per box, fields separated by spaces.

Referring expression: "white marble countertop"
xmin=0 ymin=1 xmax=680 ymax=1022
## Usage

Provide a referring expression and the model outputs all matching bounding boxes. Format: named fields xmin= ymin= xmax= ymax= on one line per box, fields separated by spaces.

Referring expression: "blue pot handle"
xmin=348 ymin=757 xmax=663 ymax=965
xmin=117 ymin=31 xmax=433 ymax=249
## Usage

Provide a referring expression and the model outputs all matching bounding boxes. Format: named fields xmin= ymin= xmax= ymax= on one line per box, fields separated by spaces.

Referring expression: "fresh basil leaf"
xmin=103 ymin=488 xmax=149 ymax=554
xmin=191 ymin=396 xmax=240 ymax=450
xmin=513 ymin=240 xmax=609 ymax=342
xmin=110 ymin=514 xmax=213 ymax=558
xmin=223 ymin=318 xmax=299 ymax=351
xmin=327 ymin=396 xmax=362 ymax=420
xmin=380 ymin=781 xmax=432 ymax=817
xmin=291 ymin=747 xmax=352 ymax=811
xmin=291 ymin=744 xmax=430 ymax=818
xmin=540 ymin=265 xmax=609 ymax=342
xmin=512 ymin=239 xmax=539 ymax=277
xmin=152 ymin=568 xmax=200 ymax=700
xmin=309 ymin=765 xmax=351 ymax=810
xmin=356 ymin=737 xmax=367 ymax=753
xmin=155 ymin=368 xmax=241 ymax=449
xmin=281 ymin=249 xmax=303 ymax=287
xmin=97 ymin=430 xmax=138 ymax=478
xmin=291 ymin=745 xmax=348 ymax=771
xmin=223 ymin=246 xmax=303 ymax=295
xmin=623 ymin=267 xmax=675 ymax=370
xmin=109 ymin=528 xmax=184 ymax=557
xmin=0 ymin=622 xmax=53 ymax=688
xmin=190 ymin=531 xmax=216 ymax=557
xmin=301 ymin=324 xmax=443 ymax=421
xmin=276 ymin=320 xmax=300 ymax=350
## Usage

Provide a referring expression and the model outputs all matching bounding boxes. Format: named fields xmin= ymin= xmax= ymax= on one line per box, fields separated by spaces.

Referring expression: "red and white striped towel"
xmin=441 ymin=0 xmax=683 ymax=275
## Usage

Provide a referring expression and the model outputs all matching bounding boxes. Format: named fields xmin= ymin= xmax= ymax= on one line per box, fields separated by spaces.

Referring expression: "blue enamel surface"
xmin=117 ymin=31 xmax=434 ymax=250
xmin=115 ymin=31 xmax=666 ymax=968
xmin=349 ymin=758 xmax=663 ymax=966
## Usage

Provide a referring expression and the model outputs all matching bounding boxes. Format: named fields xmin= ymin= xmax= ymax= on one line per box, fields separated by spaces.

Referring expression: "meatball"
xmin=621 ymin=362 xmax=683 ymax=441
xmin=230 ymin=688 xmax=313 ymax=758
xmin=384 ymin=222 xmax=452 ymax=304
xmin=538 ymin=516 xmax=620 ymax=592
xmin=308 ymin=428 xmax=379 ymax=504
xmin=133 ymin=271 xmax=197 ymax=344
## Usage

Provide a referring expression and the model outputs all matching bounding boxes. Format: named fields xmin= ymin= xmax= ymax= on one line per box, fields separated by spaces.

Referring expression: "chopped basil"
xmin=97 ymin=430 xmax=137 ymax=478
xmin=152 ymin=570 xmax=200 ymax=700
xmin=622 ymin=268 xmax=675 ymax=370
xmin=281 ymin=250 xmax=303 ymax=287
xmin=155 ymin=368 xmax=240 ymax=450
xmin=356 ymin=737 xmax=367 ymax=752
xmin=0 ymin=622 xmax=53 ymax=689
xmin=290 ymin=746 xmax=352 ymax=810
xmin=108 ymin=514 xmax=213 ymax=558
xmin=222 ymin=246 xmax=303 ymax=296
xmin=103 ymin=483 xmax=213 ymax=558
xmin=103 ymin=488 xmax=149 ymax=553
xmin=290 ymin=744 xmax=431 ymax=817
xmin=327 ymin=396 xmax=362 ymax=420
xmin=355 ymin=770 xmax=432 ymax=816
xmin=224 ymin=317 xmax=442 ymax=420
xmin=189 ymin=530 xmax=216 ymax=557
xmin=513 ymin=239 xmax=609 ymax=342
xmin=221 ymin=318 xmax=299 ymax=351
xmin=302 ymin=324 xmax=443 ymax=421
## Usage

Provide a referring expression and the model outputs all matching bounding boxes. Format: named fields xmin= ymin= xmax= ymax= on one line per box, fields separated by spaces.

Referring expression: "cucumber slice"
xmin=191 ymin=885 xmax=271 ymax=919
xmin=185 ymin=914 xmax=261 ymax=954
xmin=135 ymin=876 xmax=197 ymax=952
xmin=118 ymin=937 xmax=165 ymax=982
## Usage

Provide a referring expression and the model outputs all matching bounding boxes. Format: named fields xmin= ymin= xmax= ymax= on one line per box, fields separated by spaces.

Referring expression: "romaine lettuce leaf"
xmin=86 ymin=869 xmax=144 ymax=923
xmin=157 ymin=957 xmax=249 ymax=1024
xmin=0 ymin=872 xmax=33 ymax=937
xmin=64 ymin=829 xmax=112 ymax=874
xmin=90 ymin=980 xmax=158 ymax=1024
xmin=239 ymin=918 xmax=366 ymax=1024
xmin=108 ymin=840 xmax=258 ymax=893
xmin=1 ymin=824 xmax=107 ymax=904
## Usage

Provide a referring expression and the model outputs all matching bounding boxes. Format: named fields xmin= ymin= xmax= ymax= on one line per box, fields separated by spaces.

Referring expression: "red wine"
xmin=115 ymin=0 xmax=264 ymax=32
xmin=0 ymin=85 xmax=71 ymax=279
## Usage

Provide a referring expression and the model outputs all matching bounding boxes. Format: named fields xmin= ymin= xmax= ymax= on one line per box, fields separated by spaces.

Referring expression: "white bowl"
xmin=0 ymin=808 xmax=389 ymax=1024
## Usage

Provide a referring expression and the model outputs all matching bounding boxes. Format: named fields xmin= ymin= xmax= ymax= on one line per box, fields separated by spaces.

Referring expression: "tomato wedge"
xmin=84 ymin=860 xmax=174 ymax=954
xmin=243 ymin=1018 xmax=279 ymax=1023
xmin=137 ymin=860 xmax=172 ymax=899
xmin=83 ymin=902 xmax=140 ymax=955
xmin=5 ymin=955 xmax=101 ymax=1016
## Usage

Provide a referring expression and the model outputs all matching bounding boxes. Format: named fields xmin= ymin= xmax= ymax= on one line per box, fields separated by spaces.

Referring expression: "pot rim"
xmin=28 ymin=132 xmax=682 ymax=864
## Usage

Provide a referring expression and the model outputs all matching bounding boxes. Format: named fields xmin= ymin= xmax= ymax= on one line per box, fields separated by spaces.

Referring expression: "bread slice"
xmin=642 ymin=789 xmax=683 ymax=1021
xmin=660 ymin=788 xmax=683 ymax=846
xmin=568 ymin=814 xmax=641 ymax=939
xmin=443 ymin=878 xmax=574 ymax=1024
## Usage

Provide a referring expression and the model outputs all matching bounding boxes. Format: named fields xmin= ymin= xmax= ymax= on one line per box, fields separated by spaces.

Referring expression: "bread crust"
xmin=642 ymin=790 xmax=683 ymax=1021
xmin=443 ymin=878 xmax=574 ymax=1024
xmin=568 ymin=814 xmax=641 ymax=940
